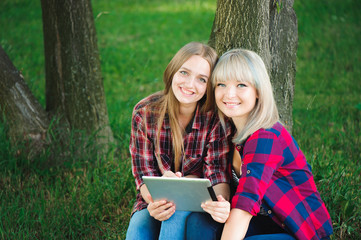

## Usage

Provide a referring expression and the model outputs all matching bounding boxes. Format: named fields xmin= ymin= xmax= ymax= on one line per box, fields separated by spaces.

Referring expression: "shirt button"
xmin=281 ymin=223 xmax=285 ymax=228
xmin=267 ymin=210 xmax=272 ymax=214
xmin=236 ymin=146 xmax=241 ymax=150
xmin=247 ymin=170 xmax=251 ymax=174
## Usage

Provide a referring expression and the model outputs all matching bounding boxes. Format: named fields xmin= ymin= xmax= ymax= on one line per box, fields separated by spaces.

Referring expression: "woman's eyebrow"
xmin=180 ymin=67 xmax=209 ymax=78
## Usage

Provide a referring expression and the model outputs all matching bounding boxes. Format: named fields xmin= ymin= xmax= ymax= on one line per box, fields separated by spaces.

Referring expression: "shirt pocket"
xmin=182 ymin=154 xmax=203 ymax=177
xmin=158 ymin=153 xmax=172 ymax=172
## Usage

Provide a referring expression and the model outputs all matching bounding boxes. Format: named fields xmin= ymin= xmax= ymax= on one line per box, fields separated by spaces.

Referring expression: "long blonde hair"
xmin=211 ymin=48 xmax=279 ymax=144
xmin=153 ymin=42 xmax=218 ymax=172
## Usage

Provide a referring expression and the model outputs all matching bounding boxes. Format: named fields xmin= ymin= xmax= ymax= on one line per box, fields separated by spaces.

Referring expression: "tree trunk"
xmin=269 ymin=0 xmax=298 ymax=129
xmin=209 ymin=0 xmax=298 ymax=131
xmin=0 ymin=46 xmax=49 ymax=157
xmin=209 ymin=0 xmax=271 ymax=71
xmin=41 ymin=0 xmax=113 ymax=146
xmin=0 ymin=0 xmax=113 ymax=160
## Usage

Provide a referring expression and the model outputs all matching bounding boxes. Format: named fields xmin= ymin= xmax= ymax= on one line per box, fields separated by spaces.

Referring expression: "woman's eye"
xmin=216 ymin=83 xmax=226 ymax=87
xmin=180 ymin=71 xmax=188 ymax=75
xmin=237 ymin=83 xmax=247 ymax=88
xmin=199 ymin=78 xmax=207 ymax=83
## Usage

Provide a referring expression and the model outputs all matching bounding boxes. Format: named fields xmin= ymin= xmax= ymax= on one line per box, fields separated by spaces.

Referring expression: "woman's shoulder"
xmin=249 ymin=122 xmax=286 ymax=140
xmin=133 ymin=92 xmax=163 ymax=112
xmin=246 ymin=122 xmax=295 ymax=151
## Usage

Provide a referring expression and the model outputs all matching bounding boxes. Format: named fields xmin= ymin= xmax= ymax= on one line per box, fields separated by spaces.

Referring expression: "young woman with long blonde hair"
xmin=126 ymin=42 xmax=231 ymax=240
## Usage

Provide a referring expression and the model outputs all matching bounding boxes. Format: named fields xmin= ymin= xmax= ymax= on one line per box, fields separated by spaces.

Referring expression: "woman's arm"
xmin=213 ymin=182 xmax=230 ymax=201
xmin=221 ymin=208 xmax=252 ymax=240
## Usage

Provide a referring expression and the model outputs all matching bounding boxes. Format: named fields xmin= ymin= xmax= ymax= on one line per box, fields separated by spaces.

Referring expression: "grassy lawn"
xmin=0 ymin=0 xmax=360 ymax=239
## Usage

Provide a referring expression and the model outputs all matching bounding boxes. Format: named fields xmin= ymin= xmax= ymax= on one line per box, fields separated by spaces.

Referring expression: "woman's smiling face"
xmin=215 ymin=79 xmax=258 ymax=126
xmin=171 ymin=55 xmax=210 ymax=109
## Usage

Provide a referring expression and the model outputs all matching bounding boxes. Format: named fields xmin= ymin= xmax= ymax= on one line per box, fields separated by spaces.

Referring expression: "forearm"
xmin=140 ymin=184 xmax=152 ymax=204
xmin=213 ymin=182 xmax=230 ymax=201
xmin=221 ymin=208 xmax=252 ymax=240
xmin=184 ymin=174 xmax=199 ymax=178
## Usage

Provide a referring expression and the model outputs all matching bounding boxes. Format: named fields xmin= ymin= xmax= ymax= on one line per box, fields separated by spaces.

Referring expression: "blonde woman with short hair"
xmin=196 ymin=48 xmax=333 ymax=240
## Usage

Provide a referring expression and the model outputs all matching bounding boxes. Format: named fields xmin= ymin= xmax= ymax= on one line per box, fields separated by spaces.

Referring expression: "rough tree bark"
xmin=0 ymin=46 xmax=49 ymax=157
xmin=41 ymin=0 xmax=113 ymax=145
xmin=209 ymin=0 xmax=298 ymax=131
xmin=0 ymin=0 xmax=113 ymax=159
xmin=269 ymin=0 xmax=298 ymax=129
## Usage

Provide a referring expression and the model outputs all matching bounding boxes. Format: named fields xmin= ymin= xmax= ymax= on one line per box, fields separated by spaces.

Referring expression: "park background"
xmin=0 ymin=0 xmax=360 ymax=239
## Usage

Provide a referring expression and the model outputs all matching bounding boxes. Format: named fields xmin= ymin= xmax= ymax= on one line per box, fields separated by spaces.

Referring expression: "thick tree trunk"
xmin=209 ymin=0 xmax=298 ymax=131
xmin=0 ymin=1 xmax=113 ymax=160
xmin=41 ymin=0 xmax=113 ymax=145
xmin=0 ymin=46 xmax=49 ymax=156
xmin=269 ymin=0 xmax=298 ymax=129
xmin=209 ymin=0 xmax=271 ymax=71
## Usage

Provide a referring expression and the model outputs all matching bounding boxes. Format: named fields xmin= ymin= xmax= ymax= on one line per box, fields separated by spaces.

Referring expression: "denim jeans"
xmin=125 ymin=209 xmax=191 ymax=240
xmin=186 ymin=213 xmax=296 ymax=240
xmin=186 ymin=212 xmax=224 ymax=240
xmin=245 ymin=233 xmax=296 ymax=240
xmin=244 ymin=215 xmax=296 ymax=240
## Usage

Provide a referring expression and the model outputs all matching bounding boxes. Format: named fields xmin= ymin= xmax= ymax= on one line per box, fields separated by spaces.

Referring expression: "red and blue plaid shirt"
xmin=130 ymin=93 xmax=231 ymax=213
xmin=232 ymin=122 xmax=333 ymax=240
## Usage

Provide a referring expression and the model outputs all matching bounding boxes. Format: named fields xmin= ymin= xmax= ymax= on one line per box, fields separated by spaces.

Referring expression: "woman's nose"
xmin=184 ymin=76 xmax=196 ymax=88
xmin=225 ymin=86 xmax=236 ymax=98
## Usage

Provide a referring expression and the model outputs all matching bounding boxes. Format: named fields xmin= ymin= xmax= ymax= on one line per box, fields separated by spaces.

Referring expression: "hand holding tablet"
xmin=142 ymin=176 xmax=217 ymax=212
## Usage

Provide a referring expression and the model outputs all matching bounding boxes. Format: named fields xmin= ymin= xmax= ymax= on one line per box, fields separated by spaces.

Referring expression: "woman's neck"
xmin=178 ymin=103 xmax=196 ymax=130
xmin=232 ymin=116 xmax=248 ymax=135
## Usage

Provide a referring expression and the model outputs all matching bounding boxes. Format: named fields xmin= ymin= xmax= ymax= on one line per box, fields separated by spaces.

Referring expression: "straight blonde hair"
xmin=211 ymin=48 xmax=279 ymax=144
xmin=151 ymin=42 xmax=218 ymax=172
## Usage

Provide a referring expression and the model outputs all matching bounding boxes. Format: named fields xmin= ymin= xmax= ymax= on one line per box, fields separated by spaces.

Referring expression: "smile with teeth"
xmin=224 ymin=101 xmax=240 ymax=106
xmin=180 ymin=87 xmax=194 ymax=95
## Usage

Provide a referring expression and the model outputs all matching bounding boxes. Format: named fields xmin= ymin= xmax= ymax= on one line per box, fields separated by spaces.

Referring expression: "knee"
xmin=186 ymin=212 xmax=223 ymax=240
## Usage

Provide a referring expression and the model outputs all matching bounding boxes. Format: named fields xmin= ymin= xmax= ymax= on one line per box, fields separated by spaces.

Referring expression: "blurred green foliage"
xmin=0 ymin=0 xmax=360 ymax=239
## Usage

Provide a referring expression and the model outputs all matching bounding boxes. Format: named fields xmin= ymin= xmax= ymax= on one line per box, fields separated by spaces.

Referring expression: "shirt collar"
xmin=163 ymin=104 xmax=201 ymax=130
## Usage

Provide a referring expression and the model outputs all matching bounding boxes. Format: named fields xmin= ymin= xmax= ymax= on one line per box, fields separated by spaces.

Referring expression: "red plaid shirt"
xmin=232 ymin=122 xmax=333 ymax=239
xmin=129 ymin=93 xmax=231 ymax=213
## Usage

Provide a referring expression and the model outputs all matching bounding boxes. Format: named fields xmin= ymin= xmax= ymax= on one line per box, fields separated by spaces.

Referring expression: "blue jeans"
xmin=125 ymin=209 xmax=191 ymax=240
xmin=186 ymin=213 xmax=296 ymax=240
xmin=245 ymin=234 xmax=296 ymax=239
xmin=244 ymin=215 xmax=296 ymax=240
xmin=186 ymin=212 xmax=224 ymax=240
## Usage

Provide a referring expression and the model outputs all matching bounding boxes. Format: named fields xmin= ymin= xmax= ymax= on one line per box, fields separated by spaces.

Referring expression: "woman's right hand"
xmin=147 ymin=196 xmax=176 ymax=221
xmin=201 ymin=195 xmax=230 ymax=223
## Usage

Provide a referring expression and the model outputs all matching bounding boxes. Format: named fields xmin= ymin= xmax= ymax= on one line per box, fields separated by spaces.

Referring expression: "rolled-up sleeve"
xmin=203 ymin=119 xmax=231 ymax=186
xmin=129 ymin=110 xmax=158 ymax=189
xmin=231 ymin=131 xmax=284 ymax=215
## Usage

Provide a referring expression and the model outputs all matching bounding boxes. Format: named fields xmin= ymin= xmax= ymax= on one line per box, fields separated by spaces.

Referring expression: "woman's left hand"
xmin=201 ymin=195 xmax=230 ymax=223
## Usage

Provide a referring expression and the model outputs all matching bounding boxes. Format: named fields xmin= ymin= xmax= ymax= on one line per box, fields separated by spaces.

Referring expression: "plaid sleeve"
xmin=231 ymin=130 xmax=284 ymax=215
xmin=202 ymin=117 xmax=231 ymax=186
xmin=129 ymin=109 xmax=158 ymax=190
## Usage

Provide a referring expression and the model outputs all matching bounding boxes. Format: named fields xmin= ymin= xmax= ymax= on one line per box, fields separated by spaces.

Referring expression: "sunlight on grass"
xmin=0 ymin=0 xmax=360 ymax=239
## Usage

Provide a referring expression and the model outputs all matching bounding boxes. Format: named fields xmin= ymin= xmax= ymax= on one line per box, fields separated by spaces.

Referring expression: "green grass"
xmin=0 ymin=0 xmax=360 ymax=239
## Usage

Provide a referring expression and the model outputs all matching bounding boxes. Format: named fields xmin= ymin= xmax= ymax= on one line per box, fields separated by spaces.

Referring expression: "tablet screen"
xmin=142 ymin=176 xmax=217 ymax=212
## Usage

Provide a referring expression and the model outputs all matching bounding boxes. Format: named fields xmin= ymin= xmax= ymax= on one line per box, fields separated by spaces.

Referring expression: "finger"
xmin=175 ymin=172 xmax=182 ymax=178
xmin=217 ymin=195 xmax=226 ymax=202
xmin=148 ymin=201 xmax=174 ymax=217
xmin=154 ymin=205 xmax=176 ymax=221
xmin=202 ymin=203 xmax=230 ymax=216
xmin=163 ymin=171 xmax=176 ymax=178
xmin=148 ymin=199 xmax=167 ymax=211
xmin=202 ymin=207 xmax=229 ymax=223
